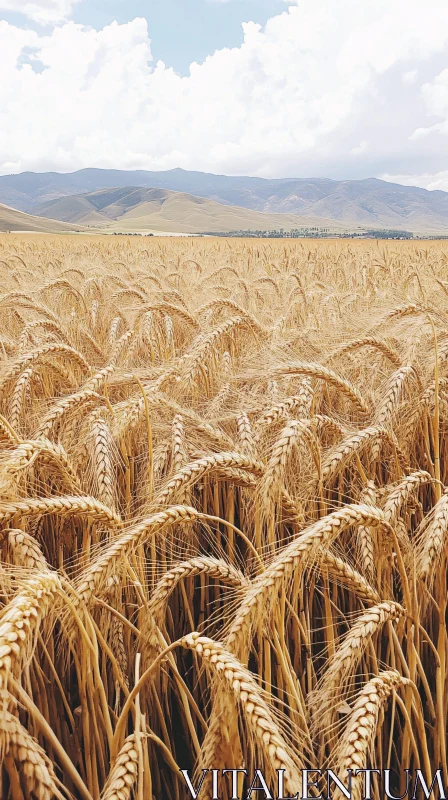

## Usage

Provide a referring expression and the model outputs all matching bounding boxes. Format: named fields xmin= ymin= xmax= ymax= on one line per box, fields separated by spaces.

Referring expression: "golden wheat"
xmin=0 ymin=233 xmax=445 ymax=799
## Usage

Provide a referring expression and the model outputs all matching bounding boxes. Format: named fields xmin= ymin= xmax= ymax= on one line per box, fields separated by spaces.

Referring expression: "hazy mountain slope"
xmin=0 ymin=169 xmax=272 ymax=212
xmin=33 ymin=187 xmax=349 ymax=234
xmin=0 ymin=203 xmax=85 ymax=233
xmin=2 ymin=168 xmax=448 ymax=232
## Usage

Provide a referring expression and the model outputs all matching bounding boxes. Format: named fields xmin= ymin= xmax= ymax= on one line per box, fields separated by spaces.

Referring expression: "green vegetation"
xmin=205 ymin=227 xmax=416 ymax=239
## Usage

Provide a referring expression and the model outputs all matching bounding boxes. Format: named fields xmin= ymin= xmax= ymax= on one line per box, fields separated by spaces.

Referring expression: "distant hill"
xmin=1 ymin=167 xmax=448 ymax=233
xmin=0 ymin=203 xmax=84 ymax=233
xmin=32 ymin=186 xmax=350 ymax=234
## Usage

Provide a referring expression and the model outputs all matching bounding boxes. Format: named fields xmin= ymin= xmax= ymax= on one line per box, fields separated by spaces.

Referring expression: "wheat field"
xmin=0 ymin=232 xmax=446 ymax=799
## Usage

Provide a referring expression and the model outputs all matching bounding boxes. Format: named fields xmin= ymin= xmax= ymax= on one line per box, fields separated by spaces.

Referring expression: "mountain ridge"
xmin=0 ymin=202 xmax=86 ymax=233
xmin=1 ymin=168 xmax=448 ymax=232
xmin=32 ymin=186 xmax=350 ymax=234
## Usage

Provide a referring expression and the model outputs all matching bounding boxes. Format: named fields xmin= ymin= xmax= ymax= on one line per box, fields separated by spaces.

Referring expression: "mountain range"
xmin=31 ymin=186 xmax=348 ymax=234
xmin=1 ymin=167 xmax=448 ymax=233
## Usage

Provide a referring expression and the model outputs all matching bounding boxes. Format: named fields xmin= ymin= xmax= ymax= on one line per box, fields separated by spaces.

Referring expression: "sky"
xmin=1 ymin=0 xmax=448 ymax=189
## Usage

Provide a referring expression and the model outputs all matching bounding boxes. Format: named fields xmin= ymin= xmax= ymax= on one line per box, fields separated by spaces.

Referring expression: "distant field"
xmin=0 ymin=232 xmax=447 ymax=799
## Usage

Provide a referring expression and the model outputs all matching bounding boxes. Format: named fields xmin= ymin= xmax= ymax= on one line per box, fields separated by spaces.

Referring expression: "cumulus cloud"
xmin=384 ymin=65 xmax=448 ymax=189
xmin=381 ymin=171 xmax=448 ymax=191
xmin=2 ymin=0 xmax=448 ymax=181
xmin=0 ymin=0 xmax=79 ymax=24
xmin=403 ymin=70 xmax=418 ymax=85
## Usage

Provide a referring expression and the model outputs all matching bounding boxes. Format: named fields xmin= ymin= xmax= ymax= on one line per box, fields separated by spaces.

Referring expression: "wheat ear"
xmin=310 ymin=602 xmax=404 ymax=736
xmin=0 ymin=693 xmax=61 ymax=800
xmin=182 ymin=632 xmax=304 ymax=790
xmin=0 ymin=572 xmax=61 ymax=689
xmin=101 ymin=734 xmax=138 ymax=800
xmin=226 ymin=504 xmax=388 ymax=660
xmin=334 ymin=671 xmax=408 ymax=800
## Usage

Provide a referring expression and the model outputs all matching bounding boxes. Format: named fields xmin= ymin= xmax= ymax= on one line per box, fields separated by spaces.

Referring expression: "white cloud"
xmin=403 ymin=67 xmax=448 ymax=148
xmin=384 ymin=64 xmax=448 ymax=191
xmin=0 ymin=0 xmax=79 ymax=24
xmin=403 ymin=70 xmax=418 ymax=84
xmin=350 ymin=141 xmax=368 ymax=156
xmin=422 ymin=68 xmax=448 ymax=115
xmin=382 ymin=171 xmax=448 ymax=191
xmin=1 ymin=0 xmax=448 ymax=180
